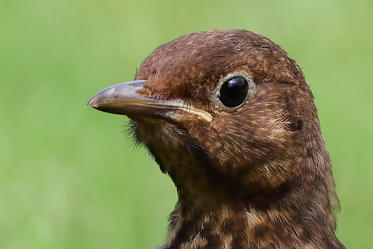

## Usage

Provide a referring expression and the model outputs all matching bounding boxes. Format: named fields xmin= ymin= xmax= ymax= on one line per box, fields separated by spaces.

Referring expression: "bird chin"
xmin=128 ymin=115 xmax=190 ymax=150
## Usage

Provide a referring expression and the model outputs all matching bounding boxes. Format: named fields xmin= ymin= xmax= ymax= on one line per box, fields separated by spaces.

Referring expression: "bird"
xmin=88 ymin=29 xmax=345 ymax=249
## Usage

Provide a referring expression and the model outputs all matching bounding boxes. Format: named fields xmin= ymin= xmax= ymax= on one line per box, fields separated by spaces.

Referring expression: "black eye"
xmin=219 ymin=77 xmax=249 ymax=108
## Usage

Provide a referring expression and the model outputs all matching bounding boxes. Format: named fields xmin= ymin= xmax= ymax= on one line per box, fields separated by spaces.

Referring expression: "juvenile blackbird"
xmin=88 ymin=30 xmax=345 ymax=249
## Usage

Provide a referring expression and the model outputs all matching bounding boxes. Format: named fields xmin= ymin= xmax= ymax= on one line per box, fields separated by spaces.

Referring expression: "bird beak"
xmin=88 ymin=80 xmax=212 ymax=123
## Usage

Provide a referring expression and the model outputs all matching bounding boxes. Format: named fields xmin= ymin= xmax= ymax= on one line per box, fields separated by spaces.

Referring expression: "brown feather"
xmin=112 ymin=30 xmax=344 ymax=249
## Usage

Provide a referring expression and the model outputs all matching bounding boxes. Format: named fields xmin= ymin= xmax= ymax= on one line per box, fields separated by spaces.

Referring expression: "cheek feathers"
xmin=199 ymin=84 xmax=294 ymax=168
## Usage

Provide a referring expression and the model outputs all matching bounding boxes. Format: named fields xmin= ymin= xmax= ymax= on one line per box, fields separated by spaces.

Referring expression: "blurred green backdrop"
xmin=1 ymin=0 xmax=372 ymax=248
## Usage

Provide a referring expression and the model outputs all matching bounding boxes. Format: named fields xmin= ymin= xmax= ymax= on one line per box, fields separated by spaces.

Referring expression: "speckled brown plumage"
xmin=89 ymin=29 xmax=345 ymax=249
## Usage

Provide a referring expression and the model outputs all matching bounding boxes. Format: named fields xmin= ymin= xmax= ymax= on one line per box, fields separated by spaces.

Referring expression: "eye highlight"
xmin=219 ymin=77 xmax=248 ymax=107
xmin=214 ymin=72 xmax=255 ymax=110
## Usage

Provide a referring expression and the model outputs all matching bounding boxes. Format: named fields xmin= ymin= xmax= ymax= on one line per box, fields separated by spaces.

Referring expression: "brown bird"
xmin=88 ymin=30 xmax=345 ymax=249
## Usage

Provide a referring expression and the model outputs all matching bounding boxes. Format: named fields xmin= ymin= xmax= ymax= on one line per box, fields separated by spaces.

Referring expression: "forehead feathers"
xmin=136 ymin=30 xmax=307 ymax=102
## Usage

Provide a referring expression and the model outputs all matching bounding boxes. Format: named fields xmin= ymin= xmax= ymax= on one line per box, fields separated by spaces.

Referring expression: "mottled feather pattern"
xmin=110 ymin=30 xmax=344 ymax=248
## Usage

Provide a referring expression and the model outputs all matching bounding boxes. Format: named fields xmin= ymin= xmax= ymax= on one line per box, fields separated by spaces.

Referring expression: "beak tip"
xmin=87 ymin=98 xmax=98 ymax=108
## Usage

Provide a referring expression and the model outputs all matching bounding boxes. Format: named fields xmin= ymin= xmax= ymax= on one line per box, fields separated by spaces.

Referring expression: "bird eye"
xmin=218 ymin=77 xmax=249 ymax=108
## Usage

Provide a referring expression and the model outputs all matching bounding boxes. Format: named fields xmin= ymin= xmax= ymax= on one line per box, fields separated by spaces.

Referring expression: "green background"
xmin=1 ymin=0 xmax=372 ymax=248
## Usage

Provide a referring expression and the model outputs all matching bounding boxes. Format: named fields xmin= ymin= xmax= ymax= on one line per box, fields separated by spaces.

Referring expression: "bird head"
xmin=89 ymin=30 xmax=332 ymax=204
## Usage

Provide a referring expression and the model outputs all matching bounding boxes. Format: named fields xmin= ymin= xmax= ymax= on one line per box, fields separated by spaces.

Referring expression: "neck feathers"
xmin=160 ymin=136 xmax=343 ymax=249
xmin=138 ymin=119 xmax=343 ymax=249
